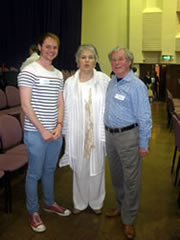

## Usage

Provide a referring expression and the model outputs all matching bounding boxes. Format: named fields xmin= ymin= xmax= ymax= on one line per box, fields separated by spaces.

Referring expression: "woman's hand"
xmin=51 ymin=125 xmax=62 ymax=140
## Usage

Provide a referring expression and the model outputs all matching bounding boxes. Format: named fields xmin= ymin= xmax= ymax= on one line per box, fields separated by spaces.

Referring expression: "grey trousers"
xmin=105 ymin=127 xmax=142 ymax=224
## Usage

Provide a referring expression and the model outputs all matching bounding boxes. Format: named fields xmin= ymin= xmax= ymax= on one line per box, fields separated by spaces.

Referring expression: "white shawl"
xmin=59 ymin=69 xmax=110 ymax=177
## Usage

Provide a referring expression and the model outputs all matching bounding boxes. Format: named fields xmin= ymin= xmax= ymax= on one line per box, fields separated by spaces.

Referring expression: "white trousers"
xmin=73 ymin=167 xmax=105 ymax=210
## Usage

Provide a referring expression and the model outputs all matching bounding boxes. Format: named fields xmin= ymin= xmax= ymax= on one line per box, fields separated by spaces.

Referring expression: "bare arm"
xmin=51 ymin=91 xmax=64 ymax=140
xmin=19 ymin=86 xmax=53 ymax=141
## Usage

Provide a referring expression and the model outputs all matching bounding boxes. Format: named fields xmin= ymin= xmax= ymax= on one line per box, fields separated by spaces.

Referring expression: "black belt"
xmin=105 ymin=123 xmax=138 ymax=133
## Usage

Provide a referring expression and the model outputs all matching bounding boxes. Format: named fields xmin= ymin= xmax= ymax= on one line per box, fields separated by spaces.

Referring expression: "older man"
xmin=104 ymin=47 xmax=152 ymax=239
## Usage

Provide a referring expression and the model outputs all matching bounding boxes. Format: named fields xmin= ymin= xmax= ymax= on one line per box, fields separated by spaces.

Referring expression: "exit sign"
xmin=162 ymin=55 xmax=172 ymax=61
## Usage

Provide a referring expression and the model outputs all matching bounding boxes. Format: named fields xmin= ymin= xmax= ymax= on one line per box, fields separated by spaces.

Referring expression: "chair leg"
xmin=167 ymin=111 xmax=173 ymax=129
xmin=4 ymin=173 xmax=9 ymax=213
xmin=174 ymin=155 xmax=180 ymax=186
xmin=171 ymin=146 xmax=177 ymax=174
xmin=169 ymin=117 xmax=173 ymax=131
xmin=178 ymin=192 xmax=180 ymax=208
xmin=167 ymin=112 xmax=171 ymax=128
xmin=4 ymin=172 xmax=12 ymax=213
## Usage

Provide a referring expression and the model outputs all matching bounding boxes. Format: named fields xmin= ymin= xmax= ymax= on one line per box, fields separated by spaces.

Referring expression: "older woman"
xmin=59 ymin=44 xmax=110 ymax=214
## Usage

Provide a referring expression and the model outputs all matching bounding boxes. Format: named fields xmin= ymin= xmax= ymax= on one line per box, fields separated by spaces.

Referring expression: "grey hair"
xmin=108 ymin=47 xmax=134 ymax=68
xmin=75 ymin=44 xmax=98 ymax=68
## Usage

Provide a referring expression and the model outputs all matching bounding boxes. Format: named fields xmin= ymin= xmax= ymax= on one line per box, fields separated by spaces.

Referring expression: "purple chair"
xmin=0 ymin=114 xmax=27 ymax=213
xmin=174 ymin=111 xmax=180 ymax=121
xmin=172 ymin=114 xmax=180 ymax=186
xmin=166 ymin=89 xmax=180 ymax=128
xmin=5 ymin=86 xmax=20 ymax=108
xmin=5 ymin=86 xmax=22 ymax=119
xmin=178 ymin=192 xmax=180 ymax=208
xmin=0 ymin=87 xmax=21 ymax=118
xmin=0 ymin=89 xmax=8 ymax=110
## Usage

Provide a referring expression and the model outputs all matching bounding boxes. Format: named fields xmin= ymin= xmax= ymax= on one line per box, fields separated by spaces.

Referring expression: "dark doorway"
xmin=140 ymin=64 xmax=167 ymax=101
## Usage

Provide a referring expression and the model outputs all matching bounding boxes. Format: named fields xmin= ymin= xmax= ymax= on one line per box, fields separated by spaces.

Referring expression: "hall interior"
xmin=0 ymin=101 xmax=180 ymax=240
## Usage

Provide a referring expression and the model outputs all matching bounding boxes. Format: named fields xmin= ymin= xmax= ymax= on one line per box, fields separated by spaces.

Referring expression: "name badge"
xmin=39 ymin=79 xmax=50 ymax=85
xmin=114 ymin=94 xmax=125 ymax=101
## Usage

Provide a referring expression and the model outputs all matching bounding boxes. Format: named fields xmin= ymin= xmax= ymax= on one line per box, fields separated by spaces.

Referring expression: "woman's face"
xmin=79 ymin=50 xmax=96 ymax=72
xmin=38 ymin=37 xmax=59 ymax=62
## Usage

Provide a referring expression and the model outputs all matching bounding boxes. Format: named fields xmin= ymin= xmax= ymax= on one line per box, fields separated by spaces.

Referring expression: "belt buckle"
xmin=113 ymin=128 xmax=120 ymax=133
xmin=110 ymin=128 xmax=115 ymax=133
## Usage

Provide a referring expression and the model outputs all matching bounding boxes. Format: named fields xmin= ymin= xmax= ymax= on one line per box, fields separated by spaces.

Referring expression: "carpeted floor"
xmin=0 ymin=101 xmax=180 ymax=240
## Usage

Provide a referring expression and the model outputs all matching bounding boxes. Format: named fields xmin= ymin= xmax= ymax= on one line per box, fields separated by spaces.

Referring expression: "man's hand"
xmin=139 ymin=148 xmax=149 ymax=158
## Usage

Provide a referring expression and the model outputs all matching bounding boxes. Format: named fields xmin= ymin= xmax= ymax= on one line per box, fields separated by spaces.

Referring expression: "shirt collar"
xmin=113 ymin=70 xmax=133 ymax=83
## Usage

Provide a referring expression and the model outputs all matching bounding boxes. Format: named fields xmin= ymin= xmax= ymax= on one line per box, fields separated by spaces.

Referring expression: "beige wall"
xmin=81 ymin=0 xmax=129 ymax=75
xmin=82 ymin=0 xmax=180 ymax=74
xmin=130 ymin=0 xmax=178 ymax=64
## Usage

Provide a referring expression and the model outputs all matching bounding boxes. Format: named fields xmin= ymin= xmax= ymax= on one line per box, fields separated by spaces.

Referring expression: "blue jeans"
xmin=24 ymin=131 xmax=63 ymax=214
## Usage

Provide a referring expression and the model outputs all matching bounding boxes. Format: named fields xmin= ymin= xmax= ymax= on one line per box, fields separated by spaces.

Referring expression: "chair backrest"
xmin=166 ymin=89 xmax=173 ymax=99
xmin=172 ymin=114 xmax=180 ymax=148
xmin=5 ymin=86 xmax=20 ymax=108
xmin=166 ymin=90 xmax=175 ymax=113
xmin=174 ymin=111 xmax=180 ymax=121
xmin=0 ymin=114 xmax=22 ymax=151
xmin=0 ymin=73 xmax=6 ymax=90
xmin=0 ymin=89 xmax=7 ymax=110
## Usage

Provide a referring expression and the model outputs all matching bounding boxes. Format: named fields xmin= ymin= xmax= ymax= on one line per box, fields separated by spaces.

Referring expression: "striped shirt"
xmin=104 ymin=70 xmax=152 ymax=149
xmin=18 ymin=61 xmax=64 ymax=131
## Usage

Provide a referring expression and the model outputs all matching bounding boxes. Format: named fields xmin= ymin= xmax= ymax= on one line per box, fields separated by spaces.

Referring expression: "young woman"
xmin=18 ymin=32 xmax=71 ymax=233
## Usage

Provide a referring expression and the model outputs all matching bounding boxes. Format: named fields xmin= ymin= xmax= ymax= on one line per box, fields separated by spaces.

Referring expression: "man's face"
xmin=111 ymin=50 xmax=131 ymax=78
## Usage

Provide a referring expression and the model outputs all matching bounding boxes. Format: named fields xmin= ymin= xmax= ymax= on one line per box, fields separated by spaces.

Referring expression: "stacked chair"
xmin=5 ymin=86 xmax=21 ymax=109
xmin=167 ymin=90 xmax=180 ymax=208
xmin=0 ymin=114 xmax=27 ymax=213
xmin=171 ymin=114 xmax=180 ymax=186
xmin=0 ymin=87 xmax=21 ymax=118
xmin=171 ymin=113 xmax=180 ymax=210
xmin=0 ymin=72 xmax=27 ymax=213
xmin=166 ymin=89 xmax=180 ymax=128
